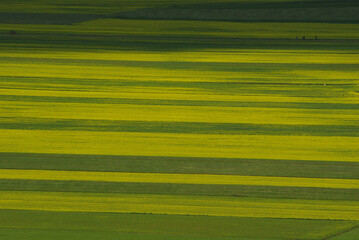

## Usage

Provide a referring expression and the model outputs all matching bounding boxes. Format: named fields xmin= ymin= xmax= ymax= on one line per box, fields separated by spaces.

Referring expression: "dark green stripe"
xmin=1 ymin=117 xmax=358 ymax=137
xmin=0 ymin=179 xmax=357 ymax=201
xmin=1 ymin=32 xmax=358 ymax=52
xmin=1 ymin=152 xmax=358 ymax=179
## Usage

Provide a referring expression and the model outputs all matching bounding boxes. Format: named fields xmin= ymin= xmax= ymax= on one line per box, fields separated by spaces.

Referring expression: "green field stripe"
xmin=0 ymin=169 xmax=357 ymax=189
xmin=1 ymin=209 xmax=354 ymax=240
xmin=1 ymin=117 xmax=358 ymax=136
xmin=1 ymin=179 xmax=357 ymax=201
xmin=0 ymin=31 xmax=357 ymax=53
xmin=1 ymin=152 xmax=357 ymax=179
xmin=1 ymin=94 xmax=359 ymax=109
xmin=1 ymin=191 xmax=358 ymax=220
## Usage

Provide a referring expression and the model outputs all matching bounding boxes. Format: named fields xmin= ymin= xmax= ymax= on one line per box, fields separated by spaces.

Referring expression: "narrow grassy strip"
xmin=0 ymin=169 xmax=357 ymax=189
xmin=1 ymin=209 xmax=355 ymax=240
xmin=1 ymin=179 xmax=357 ymax=201
xmin=0 ymin=191 xmax=358 ymax=220
xmin=1 ymin=153 xmax=357 ymax=179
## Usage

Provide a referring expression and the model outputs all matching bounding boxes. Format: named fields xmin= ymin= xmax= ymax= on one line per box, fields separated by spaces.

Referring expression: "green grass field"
xmin=0 ymin=0 xmax=358 ymax=240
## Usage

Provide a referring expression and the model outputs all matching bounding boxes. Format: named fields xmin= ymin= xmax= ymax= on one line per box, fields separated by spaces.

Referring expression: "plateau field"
xmin=0 ymin=0 xmax=358 ymax=239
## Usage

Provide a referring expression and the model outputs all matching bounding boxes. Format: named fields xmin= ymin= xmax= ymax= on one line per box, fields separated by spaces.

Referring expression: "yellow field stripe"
xmin=0 ymin=169 xmax=358 ymax=189
xmin=2 ymin=100 xmax=358 ymax=126
xmin=1 ymin=130 xmax=359 ymax=162
xmin=1 ymin=44 xmax=359 ymax=64
xmin=0 ymin=191 xmax=358 ymax=220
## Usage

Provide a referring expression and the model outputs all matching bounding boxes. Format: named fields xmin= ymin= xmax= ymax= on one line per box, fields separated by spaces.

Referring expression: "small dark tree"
xmin=9 ymin=30 xmax=16 ymax=35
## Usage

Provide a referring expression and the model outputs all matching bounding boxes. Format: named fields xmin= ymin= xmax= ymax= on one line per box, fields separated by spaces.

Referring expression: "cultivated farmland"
xmin=0 ymin=0 xmax=358 ymax=240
